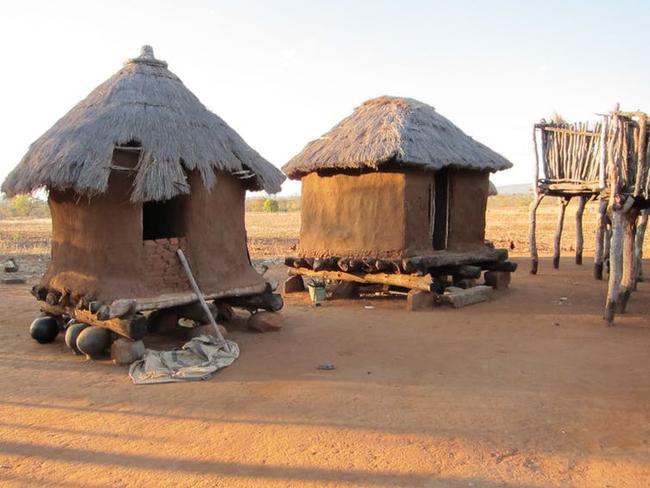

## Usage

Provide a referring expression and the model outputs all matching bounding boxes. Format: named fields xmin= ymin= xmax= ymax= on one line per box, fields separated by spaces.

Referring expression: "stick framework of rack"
xmin=529 ymin=109 xmax=650 ymax=324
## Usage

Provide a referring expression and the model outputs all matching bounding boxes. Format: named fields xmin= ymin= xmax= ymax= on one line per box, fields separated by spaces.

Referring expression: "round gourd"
xmin=64 ymin=322 xmax=89 ymax=354
xmin=76 ymin=327 xmax=111 ymax=359
xmin=29 ymin=316 xmax=60 ymax=344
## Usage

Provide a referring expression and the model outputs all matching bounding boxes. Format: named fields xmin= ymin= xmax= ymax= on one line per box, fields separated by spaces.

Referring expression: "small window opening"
xmin=143 ymin=196 xmax=186 ymax=240
xmin=431 ymin=169 xmax=449 ymax=250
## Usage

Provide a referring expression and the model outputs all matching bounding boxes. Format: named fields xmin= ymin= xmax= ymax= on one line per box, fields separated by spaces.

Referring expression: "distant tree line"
xmin=246 ymin=196 xmax=301 ymax=213
xmin=0 ymin=195 xmax=50 ymax=218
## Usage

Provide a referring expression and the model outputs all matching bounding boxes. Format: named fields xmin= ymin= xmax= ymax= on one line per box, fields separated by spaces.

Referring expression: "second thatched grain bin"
xmin=282 ymin=96 xmax=515 ymax=298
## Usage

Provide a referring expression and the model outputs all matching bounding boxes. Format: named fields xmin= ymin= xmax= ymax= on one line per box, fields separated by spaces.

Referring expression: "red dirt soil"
xmin=0 ymin=257 xmax=648 ymax=487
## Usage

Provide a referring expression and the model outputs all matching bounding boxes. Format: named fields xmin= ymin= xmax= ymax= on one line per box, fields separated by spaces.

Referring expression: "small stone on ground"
xmin=1 ymin=276 xmax=26 ymax=285
xmin=247 ymin=311 xmax=284 ymax=332
xmin=188 ymin=323 xmax=228 ymax=338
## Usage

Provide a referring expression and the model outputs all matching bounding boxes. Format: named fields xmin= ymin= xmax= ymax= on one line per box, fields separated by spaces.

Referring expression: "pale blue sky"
xmin=1 ymin=0 xmax=648 ymax=194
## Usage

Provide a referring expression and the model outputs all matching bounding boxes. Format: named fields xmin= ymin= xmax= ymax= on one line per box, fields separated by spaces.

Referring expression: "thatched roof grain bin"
xmin=283 ymin=96 xmax=512 ymax=262
xmin=2 ymin=46 xmax=285 ymax=332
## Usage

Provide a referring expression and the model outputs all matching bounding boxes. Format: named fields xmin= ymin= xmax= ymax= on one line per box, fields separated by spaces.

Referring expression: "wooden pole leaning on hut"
xmin=635 ymin=208 xmax=649 ymax=286
xmin=552 ymin=197 xmax=571 ymax=269
xmin=176 ymin=249 xmax=226 ymax=342
xmin=574 ymin=195 xmax=588 ymax=265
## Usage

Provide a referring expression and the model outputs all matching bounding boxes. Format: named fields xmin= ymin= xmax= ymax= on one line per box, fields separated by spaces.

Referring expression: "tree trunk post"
xmin=634 ymin=208 xmax=649 ymax=286
xmin=553 ymin=197 xmax=570 ymax=269
xmin=529 ymin=193 xmax=545 ymax=274
xmin=575 ymin=195 xmax=588 ymax=265
xmin=593 ymin=198 xmax=609 ymax=280
xmin=605 ymin=210 xmax=624 ymax=325
xmin=618 ymin=209 xmax=638 ymax=313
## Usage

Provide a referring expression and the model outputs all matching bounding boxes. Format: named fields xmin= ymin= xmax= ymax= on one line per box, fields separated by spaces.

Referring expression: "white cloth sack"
xmin=129 ymin=335 xmax=239 ymax=384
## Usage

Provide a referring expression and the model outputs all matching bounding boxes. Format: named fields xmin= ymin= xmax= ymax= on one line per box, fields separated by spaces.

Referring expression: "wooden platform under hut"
xmin=283 ymin=246 xmax=515 ymax=310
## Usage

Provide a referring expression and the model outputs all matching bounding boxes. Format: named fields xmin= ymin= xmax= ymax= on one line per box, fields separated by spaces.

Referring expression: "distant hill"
xmin=497 ymin=183 xmax=531 ymax=195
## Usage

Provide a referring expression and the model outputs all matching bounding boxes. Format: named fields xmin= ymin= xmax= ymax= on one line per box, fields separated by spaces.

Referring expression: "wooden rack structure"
xmin=529 ymin=109 xmax=650 ymax=324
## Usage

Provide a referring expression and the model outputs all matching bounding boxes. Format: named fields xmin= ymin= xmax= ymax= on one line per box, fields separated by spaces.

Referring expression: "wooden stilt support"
xmin=575 ymin=196 xmax=588 ymax=265
xmin=635 ymin=208 xmax=649 ymax=286
xmin=618 ymin=209 xmax=638 ymax=313
xmin=528 ymin=193 xmax=545 ymax=274
xmin=593 ymin=198 xmax=609 ymax=280
xmin=604 ymin=220 xmax=612 ymax=279
xmin=605 ymin=210 xmax=624 ymax=325
xmin=553 ymin=197 xmax=571 ymax=269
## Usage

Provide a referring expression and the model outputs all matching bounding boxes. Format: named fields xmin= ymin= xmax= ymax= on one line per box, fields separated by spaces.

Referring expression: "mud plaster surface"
xmin=298 ymin=170 xmax=489 ymax=259
xmin=42 ymin=151 xmax=264 ymax=303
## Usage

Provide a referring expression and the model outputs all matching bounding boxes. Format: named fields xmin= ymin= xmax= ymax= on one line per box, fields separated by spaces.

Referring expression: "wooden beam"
xmin=529 ymin=193 xmax=545 ymax=274
xmin=593 ymin=199 xmax=609 ymax=280
xmin=401 ymin=249 xmax=507 ymax=275
xmin=575 ymin=195 xmax=588 ymax=265
xmin=108 ymin=282 xmax=269 ymax=314
xmin=553 ymin=197 xmax=570 ymax=269
xmin=40 ymin=303 xmax=147 ymax=340
xmin=605 ymin=210 xmax=624 ymax=325
xmin=617 ymin=209 xmax=638 ymax=313
xmin=176 ymin=249 xmax=226 ymax=342
xmin=635 ymin=208 xmax=649 ymax=286
xmin=288 ymin=267 xmax=435 ymax=292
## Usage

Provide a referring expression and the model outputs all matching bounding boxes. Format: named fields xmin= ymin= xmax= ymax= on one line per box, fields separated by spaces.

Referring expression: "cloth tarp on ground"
xmin=129 ymin=335 xmax=239 ymax=384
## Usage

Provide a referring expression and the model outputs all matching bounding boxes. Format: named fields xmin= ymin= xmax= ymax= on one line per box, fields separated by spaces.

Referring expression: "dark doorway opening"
xmin=432 ymin=169 xmax=449 ymax=250
xmin=142 ymin=196 xmax=186 ymax=240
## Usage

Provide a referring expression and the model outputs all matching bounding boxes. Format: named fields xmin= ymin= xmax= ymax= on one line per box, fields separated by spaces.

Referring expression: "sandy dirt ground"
xmin=0 ymin=256 xmax=648 ymax=487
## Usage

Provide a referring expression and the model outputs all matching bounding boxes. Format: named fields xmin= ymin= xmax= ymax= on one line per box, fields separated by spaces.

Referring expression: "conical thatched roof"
xmin=2 ymin=46 xmax=285 ymax=201
xmin=283 ymin=96 xmax=512 ymax=179
xmin=488 ymin=180 xmax=498 ymax=196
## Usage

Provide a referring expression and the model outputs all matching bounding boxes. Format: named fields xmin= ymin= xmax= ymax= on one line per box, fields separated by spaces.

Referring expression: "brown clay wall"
xmin=298 ymin=172 xmax=407 ymax=259
xmin=446 ymin=169 xmax=489 ymax=251
xmin=42 ymin=150 xmax=265 ymax=303
xmin=403 ymin=172 xmax=435 ymax=256
xmin=182 ymin=171 xmax=266 ymax=294
xmin=44 ymin=151 xmax=145 ymax=302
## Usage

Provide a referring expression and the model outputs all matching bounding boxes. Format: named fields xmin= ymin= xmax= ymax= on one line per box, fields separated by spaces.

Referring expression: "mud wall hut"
xmin=1 ymin=46 xmax=285 ymax=331
xmin=283 ymin=96 xmax=512 ymax=261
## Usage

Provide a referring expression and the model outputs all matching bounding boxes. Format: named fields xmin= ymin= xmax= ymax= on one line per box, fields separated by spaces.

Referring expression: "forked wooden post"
xmin=635 ymin=208 xmax=649 ymax=286
xmin=528 ymin=193 xmax=545 ymax=274
xmin=618 ymin=209 xmax=638 ymax=313
xmin=593 ymin=199 xmax=609 ymax=279
xmin=575 ymin=195 xmax=588 ymax=265
xmin=604 ymin=113 xmax=622 ymax=325
xmin=553 ymin=197 xmax=571 ymax=269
